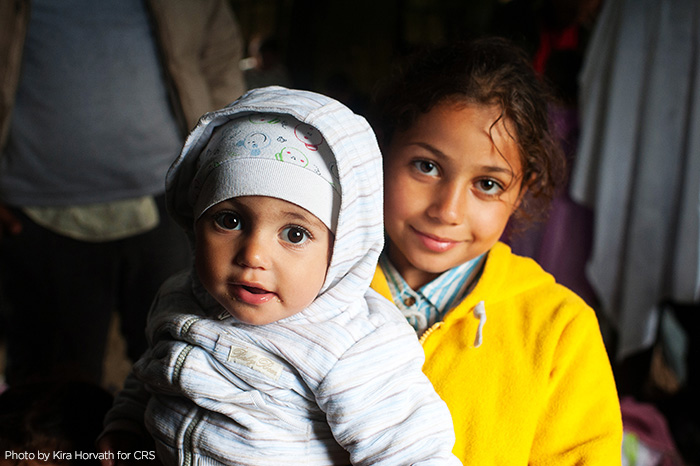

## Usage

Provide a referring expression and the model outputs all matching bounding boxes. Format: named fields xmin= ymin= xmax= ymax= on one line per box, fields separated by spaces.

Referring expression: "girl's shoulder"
xmin=478 ymin=242 xmax=559 ymax=297
xmin=457 ymin=242 xmax=593 ymax=326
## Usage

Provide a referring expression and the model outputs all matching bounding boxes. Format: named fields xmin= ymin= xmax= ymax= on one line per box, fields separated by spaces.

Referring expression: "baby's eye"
xmin=413 ymin=160 xmax=439 ymax=176
xmin=476 ymin=178 xmax=504 ymax=196
xmin=281 ymin=226 xmax=311 ymax=245
xmin=214 ymin=212 xmax=242 ymax=230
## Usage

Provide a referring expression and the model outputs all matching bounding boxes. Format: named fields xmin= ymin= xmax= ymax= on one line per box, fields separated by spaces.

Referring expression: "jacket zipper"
xmin=419 ymin=322 xmax=443 ymax=346
xmin=172 ymin=316 xmax=199 ymax=383
xmin=174 ymin=316 xmax=202 ymax=466
xmin=182 ymin=410 xmax=204 ymax=466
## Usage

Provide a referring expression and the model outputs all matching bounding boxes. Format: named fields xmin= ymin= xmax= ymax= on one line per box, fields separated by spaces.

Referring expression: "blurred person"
xmin=0 ymin=0 xmax=246 ymax=386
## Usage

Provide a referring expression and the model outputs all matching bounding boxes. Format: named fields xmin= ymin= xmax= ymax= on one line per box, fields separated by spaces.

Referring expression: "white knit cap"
xmin=189 ymin=113 xmax=340 ymax=232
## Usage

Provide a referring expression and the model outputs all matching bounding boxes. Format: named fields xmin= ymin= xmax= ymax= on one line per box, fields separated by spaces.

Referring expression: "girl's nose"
xmin=427 ymin=182 xmax=466 ymax=225
xmin=235 ymin=232 xmax=270 ymax=269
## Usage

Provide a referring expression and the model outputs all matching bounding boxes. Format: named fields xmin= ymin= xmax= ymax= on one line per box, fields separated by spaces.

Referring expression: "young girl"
xmin=370 ymin=37 xmax=623 ymax=463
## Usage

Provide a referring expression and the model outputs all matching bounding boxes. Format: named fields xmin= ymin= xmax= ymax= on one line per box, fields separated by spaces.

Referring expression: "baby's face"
xmin=194 ymin=196 xmax=332 ymax=325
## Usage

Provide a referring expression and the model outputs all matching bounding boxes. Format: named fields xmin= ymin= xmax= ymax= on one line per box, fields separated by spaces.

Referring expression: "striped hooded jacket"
xmin=102 ymin=87 xmax=460 ymax=466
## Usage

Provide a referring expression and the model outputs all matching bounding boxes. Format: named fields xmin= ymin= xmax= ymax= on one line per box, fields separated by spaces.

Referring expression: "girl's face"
xmin=195 ymin=196 xmax=332 ymax=325
xmin=383 ymin=102 xmax=524 ymax=289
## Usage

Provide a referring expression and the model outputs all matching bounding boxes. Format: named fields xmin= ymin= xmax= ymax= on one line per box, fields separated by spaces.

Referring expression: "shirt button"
xmin=403 ymin=296 xmax=416 ymax=306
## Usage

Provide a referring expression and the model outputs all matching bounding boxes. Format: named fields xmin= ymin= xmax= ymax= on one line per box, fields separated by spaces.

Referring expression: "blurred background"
xmin=231 ymin=0 xmax=597 ymax=112
xmin=0 ymin=0 xmax=698 ymax=463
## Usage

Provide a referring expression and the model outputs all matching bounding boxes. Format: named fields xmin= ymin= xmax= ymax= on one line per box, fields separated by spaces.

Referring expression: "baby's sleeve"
xmin=316 ymin=304 xmax=462 ymax=466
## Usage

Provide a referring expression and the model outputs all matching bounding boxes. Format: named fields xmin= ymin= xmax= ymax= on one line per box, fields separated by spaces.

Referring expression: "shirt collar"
xmin=379 ymin=251 xmax=486 ymax=332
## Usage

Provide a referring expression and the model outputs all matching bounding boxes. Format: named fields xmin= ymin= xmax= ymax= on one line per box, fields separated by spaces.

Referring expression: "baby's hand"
xmin=97 ymin=431 xmax=159 ymax=466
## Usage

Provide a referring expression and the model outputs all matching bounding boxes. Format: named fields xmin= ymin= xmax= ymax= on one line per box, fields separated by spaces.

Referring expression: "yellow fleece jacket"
xmin=371 ymin=242 xmax=623 ymax=465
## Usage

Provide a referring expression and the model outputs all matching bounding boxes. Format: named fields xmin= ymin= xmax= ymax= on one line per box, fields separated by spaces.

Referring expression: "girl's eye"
xmin=214 ymin=212 xmax=242 ymax=230
xmin=413 ymin=160 xmax=439 ymax=176
xmin=281 ymin=226 xmax=311 ymax=245
xmin=476 ymin=178 xmax=504 ymax=196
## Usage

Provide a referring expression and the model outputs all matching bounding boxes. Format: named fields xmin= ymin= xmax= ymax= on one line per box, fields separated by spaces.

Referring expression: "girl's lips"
xmin=229 ymin=283 xmax=277 ymax=305
xmin=411 ymin=227 xmax=460 ymax=253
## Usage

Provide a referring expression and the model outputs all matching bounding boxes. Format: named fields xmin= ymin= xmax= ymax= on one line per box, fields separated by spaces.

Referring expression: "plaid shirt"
xmin=379 ymin=251 xmax=486 ymax=336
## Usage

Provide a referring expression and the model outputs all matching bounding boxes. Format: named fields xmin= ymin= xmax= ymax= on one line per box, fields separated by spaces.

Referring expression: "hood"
xmin=166 ymin=86 xmax=385 ymax=319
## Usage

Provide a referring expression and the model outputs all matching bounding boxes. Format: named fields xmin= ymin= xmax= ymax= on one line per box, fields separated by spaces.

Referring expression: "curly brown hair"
xmin=370 ymin=36 xmax=566 ymax=224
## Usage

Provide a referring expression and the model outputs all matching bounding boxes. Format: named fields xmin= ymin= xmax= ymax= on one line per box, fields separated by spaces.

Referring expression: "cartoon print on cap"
xmin=250 ymin=115 xmax=282 ymax=125
xmin=295 ymin=123 xmax=324 ymax=151
xmin=275 ymin=147 xmax=309 ymax=167
xmin=236 ymin=132 xmax=271 ymax=156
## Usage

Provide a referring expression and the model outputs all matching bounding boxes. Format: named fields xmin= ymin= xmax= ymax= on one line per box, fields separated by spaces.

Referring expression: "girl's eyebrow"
xmin=408 ymin=142 xmax=515 ymax=177
xmin=408 ymin=142 xmax=448 ymax=159
xmin=480 ymin=165 xmax=514 ymax=176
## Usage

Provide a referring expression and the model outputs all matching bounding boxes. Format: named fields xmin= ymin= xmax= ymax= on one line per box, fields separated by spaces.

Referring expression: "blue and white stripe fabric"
xmin=103 ymin=87 xmax=460 ymax=466
xmin=379 ymin=251 xmax=485 ymax=336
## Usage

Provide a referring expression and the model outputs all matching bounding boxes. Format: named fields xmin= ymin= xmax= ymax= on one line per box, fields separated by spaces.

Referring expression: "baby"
xmin=98 ymin=87 xmax=460 ymax=466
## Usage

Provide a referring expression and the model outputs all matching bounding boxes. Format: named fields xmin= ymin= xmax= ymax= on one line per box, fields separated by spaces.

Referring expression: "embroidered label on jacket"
xmin=228 ymin=345 xmax=283 ymax=381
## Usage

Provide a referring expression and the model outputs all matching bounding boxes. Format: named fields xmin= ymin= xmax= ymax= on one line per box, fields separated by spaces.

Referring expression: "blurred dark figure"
xmin=0 ymin=0 xmax=246 ymax=386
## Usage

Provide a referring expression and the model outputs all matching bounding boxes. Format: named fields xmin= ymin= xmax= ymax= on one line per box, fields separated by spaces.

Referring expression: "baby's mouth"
xmin=229 ymin=283 xmax=277 ymax=305
xmin=243 ymin=285 xmax=268 ymax=294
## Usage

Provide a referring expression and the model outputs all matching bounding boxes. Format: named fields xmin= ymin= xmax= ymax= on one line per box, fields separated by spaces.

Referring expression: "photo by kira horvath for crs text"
xmin=5 ymin=450 xmax=156 ymax=462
